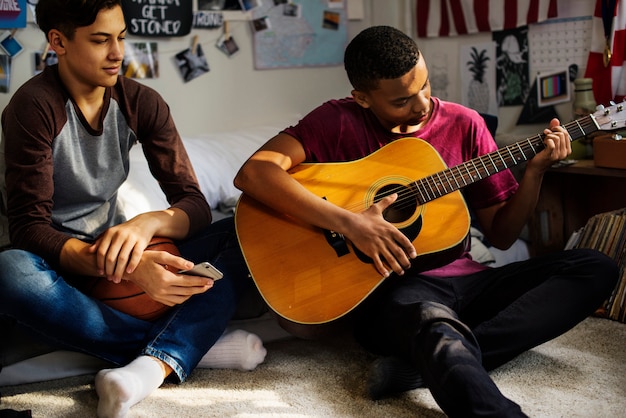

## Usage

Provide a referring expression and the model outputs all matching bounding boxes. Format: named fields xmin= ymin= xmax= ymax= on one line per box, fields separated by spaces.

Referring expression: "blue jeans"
xmin=354 ymin=248 xmax=619 ymax=417
xmin=0 ymin=217 xmax=249 ymax=382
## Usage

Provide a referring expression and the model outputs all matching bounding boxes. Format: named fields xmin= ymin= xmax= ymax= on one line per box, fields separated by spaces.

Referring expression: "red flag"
xmin=584 ymin=0 xmax=626 ymax=104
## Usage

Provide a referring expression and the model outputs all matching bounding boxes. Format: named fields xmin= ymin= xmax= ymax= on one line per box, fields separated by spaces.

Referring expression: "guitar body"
xmin=235 ymin=138 xmax=470 ymax=325
xmin=235 ymin=102 xmax=626 ymax=326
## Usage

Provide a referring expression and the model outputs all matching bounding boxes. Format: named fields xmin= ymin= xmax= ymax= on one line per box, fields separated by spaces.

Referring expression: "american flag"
xmin=416 ymin=0 xmax=558 ymax=38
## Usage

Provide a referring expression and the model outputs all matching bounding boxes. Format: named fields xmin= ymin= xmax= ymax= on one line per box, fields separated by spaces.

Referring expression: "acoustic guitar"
xmin=235 ymin=102 xmax=626 ymax=325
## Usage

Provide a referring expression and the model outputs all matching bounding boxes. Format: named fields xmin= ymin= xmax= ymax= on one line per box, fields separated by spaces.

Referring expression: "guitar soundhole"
xmin=375 ymin=184 xmax=417 ymax=223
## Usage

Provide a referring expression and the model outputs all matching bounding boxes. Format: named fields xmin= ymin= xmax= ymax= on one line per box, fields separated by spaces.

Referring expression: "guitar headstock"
xmin=592 ymin=101 xmax=626 ymax=132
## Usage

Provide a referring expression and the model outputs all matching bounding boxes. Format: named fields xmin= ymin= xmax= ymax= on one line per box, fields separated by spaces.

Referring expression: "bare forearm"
xmin=482 ymin=116 xmax=569 ymax=250
xmin=138 ymin=208 xmax=191 ymax=240
xmin=488 ymin=167 xmax=544 ymax=249
xmin=235 ymin=160 xmax=352 ymax=234
xmin=59 ymin=208 xmax=191 ymax=280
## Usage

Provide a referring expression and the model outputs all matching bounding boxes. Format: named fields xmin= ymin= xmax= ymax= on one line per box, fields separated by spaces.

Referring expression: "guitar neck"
xmin=412 ymin=114 xmax=601 ymax=205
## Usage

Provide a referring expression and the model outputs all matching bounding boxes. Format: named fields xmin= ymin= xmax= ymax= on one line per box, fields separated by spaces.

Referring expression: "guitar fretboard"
xmin=410 ymin=113 xmax=602 ymax=205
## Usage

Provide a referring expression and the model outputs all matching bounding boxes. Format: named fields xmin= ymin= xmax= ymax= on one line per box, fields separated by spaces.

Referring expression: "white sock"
xmin=95 ymin=356 xmax=165 ymax=418
xmin=197 ymin=329 xmax=267 ymax=371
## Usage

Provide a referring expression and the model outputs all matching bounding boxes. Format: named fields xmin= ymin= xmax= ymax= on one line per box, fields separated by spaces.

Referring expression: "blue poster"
xmin=0 ymin=0 xmax=27 ymax=29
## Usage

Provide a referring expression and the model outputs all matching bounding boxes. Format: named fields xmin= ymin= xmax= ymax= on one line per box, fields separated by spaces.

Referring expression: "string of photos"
xmin=0 ymin=0 xmax=318 ymax=89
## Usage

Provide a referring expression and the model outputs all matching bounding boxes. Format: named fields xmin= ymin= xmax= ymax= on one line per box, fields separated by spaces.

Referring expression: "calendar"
xmin=529 ymin=16 xmax=593 ymax=78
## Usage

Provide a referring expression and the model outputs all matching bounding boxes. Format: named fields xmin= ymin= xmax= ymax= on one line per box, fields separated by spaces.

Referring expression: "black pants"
xmin=354 ymin=248 xmax=619 ymax=417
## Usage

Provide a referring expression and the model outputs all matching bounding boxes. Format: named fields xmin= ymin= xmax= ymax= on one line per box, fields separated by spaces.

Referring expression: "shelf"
xmin=549 ymin=159 xmax=626 ymax=178
xmin=528 ymin=159 xmax=626 ymax=255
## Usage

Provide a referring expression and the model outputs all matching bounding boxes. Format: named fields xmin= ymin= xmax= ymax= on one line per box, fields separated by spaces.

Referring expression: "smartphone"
xmin=0 ymin=31 xmax=24 ymax=58
xmin=179 ymin=262 xmax=223 ymax=280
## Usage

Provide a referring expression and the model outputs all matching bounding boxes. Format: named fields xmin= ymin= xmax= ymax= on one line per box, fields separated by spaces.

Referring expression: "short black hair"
xmin=36 ymin=0 xmax=122 ymax=40
xmin=344 ymin=26 xmax=420 ymax=92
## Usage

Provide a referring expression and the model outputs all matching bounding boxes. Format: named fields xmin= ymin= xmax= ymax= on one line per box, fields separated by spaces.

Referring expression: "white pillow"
xmin=183 ymin=126 xmax=278 ymax=209
xmin=118 ymin=118 xmax=300 ymax=219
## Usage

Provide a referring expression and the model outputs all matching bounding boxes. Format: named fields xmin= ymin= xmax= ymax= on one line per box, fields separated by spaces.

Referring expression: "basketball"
xmin=83 ymin=237 xmax=181 ymax=321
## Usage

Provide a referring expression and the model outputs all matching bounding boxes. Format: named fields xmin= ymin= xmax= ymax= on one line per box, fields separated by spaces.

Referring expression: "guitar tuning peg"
xmin=610 ymin=101 xmax=616 ymax=106
xmin=596 ymin=104 xmax=605 ymax=111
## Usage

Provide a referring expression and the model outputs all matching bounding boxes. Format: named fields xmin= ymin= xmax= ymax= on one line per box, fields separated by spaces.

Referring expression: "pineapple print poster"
xmin=460 ymin=42 xmax=497 ymax=116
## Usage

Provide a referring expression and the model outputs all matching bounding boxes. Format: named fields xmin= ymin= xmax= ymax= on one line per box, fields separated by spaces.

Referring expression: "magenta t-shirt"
xmin=283 ymin=97 xmax=519 ymax=277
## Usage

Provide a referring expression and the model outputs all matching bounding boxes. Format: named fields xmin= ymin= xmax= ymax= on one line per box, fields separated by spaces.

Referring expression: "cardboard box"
xmin=594 ymin=136 xmax=626 ymax=169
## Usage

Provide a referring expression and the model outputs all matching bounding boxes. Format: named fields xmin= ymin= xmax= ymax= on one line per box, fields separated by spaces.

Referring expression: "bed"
xmin=0 ymin=118 xmax=528 ymax=386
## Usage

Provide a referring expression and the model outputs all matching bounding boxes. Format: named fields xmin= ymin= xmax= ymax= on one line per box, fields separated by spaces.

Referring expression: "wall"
xmin=0 ymin=0 xmax=412 ymax=137
xmin=1 ymin=0 xmax=593 ymax=138
xmin=416 ymin=0 xmax=596 ymax=138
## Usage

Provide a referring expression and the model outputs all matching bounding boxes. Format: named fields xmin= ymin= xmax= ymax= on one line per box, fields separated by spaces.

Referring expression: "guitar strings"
xmin=381 ymin=116 xmax=598 ymax=212
xmin=337 ymin=115 xmax=599 ymax=215
xmin=337 ymin=135 xmax=545 ymax=214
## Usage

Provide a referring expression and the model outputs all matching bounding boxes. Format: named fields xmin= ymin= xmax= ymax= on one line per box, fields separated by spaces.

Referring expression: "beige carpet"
xmin=1 ymin=317 xmax=625 ymax=417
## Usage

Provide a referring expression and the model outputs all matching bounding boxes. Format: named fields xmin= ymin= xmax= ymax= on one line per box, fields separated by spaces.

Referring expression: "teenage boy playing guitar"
xmin=234 ymin=26 xmax=619 ymax=417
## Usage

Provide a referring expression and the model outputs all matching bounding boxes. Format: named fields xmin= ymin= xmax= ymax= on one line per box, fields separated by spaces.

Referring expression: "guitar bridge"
xmin=323 ymin=228 xmax=350 ymax=257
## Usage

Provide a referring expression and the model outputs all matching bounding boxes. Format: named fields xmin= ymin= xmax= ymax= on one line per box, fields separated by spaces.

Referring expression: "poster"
xmin=493 ymin=27 xmax=530 ymax=107
xmin=460 ymin=42 xmax=498 ymax=116
xmin=122 ymin=0 xmax=193 ymax=37
xmin=0 ymin=0 xmax=26 ymax=29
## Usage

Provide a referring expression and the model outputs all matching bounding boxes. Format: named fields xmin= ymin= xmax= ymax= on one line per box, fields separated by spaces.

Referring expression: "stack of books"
xmin=565 ymin=208 xmax=626 ymax=322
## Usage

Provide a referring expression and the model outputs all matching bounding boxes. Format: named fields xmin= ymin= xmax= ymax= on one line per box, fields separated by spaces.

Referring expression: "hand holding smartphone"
xmin=179 ymin=262 xmax=223 ymax=280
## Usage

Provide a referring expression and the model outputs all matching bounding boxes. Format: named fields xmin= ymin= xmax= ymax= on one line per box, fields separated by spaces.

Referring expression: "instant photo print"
xmin=0 ymin=31 xmax=24 ymax=58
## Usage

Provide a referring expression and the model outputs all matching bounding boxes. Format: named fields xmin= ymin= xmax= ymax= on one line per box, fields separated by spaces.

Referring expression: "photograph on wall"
xmin=251 ymin=16 xmax=270 ymax=32
xmin=0 ymin=31 xmax=23 ymax=58
xmin=0 ymin=55 xmax=10 ymax=93
xmin=216 ymin=34 xmax=239 ymax=57
xmin=283 ymin=3 xmax=300 ymax=17
xmin=460 ymin=42 xmax=497 ymax=116
xmin=198 ymin=0 xmax=227 ymax=10
xmin=122 ymin=42 xmax=159 ymax=79
xmin=239 ymin=0 xmax=261 ymax=11
xmin=322 ymin=10 xmax=340 ymax=30
xmin=34 ymin=51 xmax=58 ymax=75
xmin=493 ymin=27 xmax=530 ymax=107
xmin=174 ymin=44 xmax=210 ymax=83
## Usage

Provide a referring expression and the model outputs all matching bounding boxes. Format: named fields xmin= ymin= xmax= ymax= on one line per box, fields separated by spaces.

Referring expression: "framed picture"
xmin=537 ymin=68 xmax=569 ymax=107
